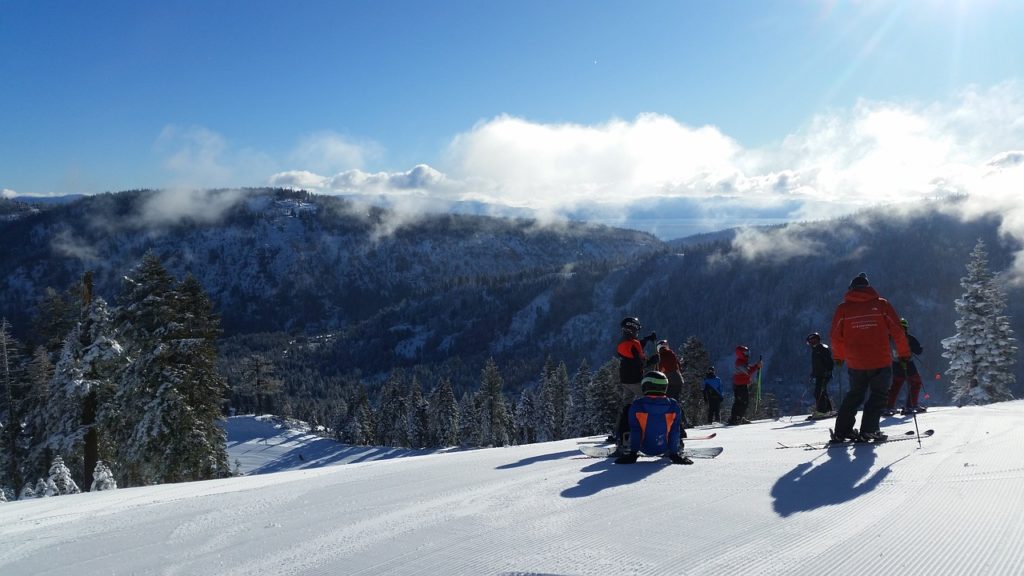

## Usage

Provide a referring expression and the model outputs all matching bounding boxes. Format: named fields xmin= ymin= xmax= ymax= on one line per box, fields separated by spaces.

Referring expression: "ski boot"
xmin=859 ymin=430 xmax=888 ymax=442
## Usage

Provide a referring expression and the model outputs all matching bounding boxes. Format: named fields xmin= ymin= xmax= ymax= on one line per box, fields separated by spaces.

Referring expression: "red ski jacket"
xmin=830 ymin=287 xmax=910 ymax=370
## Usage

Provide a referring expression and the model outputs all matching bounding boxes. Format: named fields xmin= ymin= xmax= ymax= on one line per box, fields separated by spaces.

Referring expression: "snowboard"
xmin=579 ymin=444 xmax=723 ymax=459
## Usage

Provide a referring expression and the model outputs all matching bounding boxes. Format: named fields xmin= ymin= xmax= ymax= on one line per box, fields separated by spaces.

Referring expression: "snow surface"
xmin=3 ymin=404 xmax=1024 ymax=575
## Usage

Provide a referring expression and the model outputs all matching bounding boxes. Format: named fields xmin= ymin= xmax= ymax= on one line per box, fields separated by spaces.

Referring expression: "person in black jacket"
xmin=612 ymin=317 xmax=657 ymax=445
xmin=885 ymin=318 xmax=926 ymax=415
xmin=806 ymin=332 xmax=834 ymax=418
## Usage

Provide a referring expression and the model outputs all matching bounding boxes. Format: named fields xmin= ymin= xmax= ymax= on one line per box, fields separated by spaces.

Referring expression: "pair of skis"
xmin=775 ymin=428 xmax=935 ymax=450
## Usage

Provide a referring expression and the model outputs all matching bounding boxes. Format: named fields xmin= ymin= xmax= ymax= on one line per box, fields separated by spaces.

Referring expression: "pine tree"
xmin=406 ymin=377 xmax=430 ymax=449
xmin=90 ymin=460 xmax=117 ymax=491
xmin=479 ymin=358 xmax=511 ymax=447
xmin=33 ymin=294 xmax=122 ymax=490
xmin=428 ymin=377 xmax=460 ymax=447
xmin=589 ymin=359 xmax=622 ymax=437
xmin=514 ymin=388 xmax=537 ymax=444
xmin=47 ymin=455 xmax=80 ymax=495
xmin=567 ymin=360 xmax=592 ymax=437
xmin=111 ymin=256 xmax=228 ymax=485
xmin=457 ymin=392 xmax=481 ymax=447
xmin=533 ymin=357 xmax=557 ymax=442
xmin=377 ymin=371 xmax=409 ymax=447
xmin=0 ymin=318 xmax=25 ymax=491
xmin=681 ymin=336 xmax=713 ymax=425
xmin=942 ymin=240 xmax=1018 ymax=405
xmin=238 ymin=355 xmax=282 ymax=416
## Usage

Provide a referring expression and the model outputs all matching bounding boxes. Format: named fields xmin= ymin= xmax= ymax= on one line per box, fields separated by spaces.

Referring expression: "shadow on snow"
xmin=770 ymin=445 xmax=894 ymax=517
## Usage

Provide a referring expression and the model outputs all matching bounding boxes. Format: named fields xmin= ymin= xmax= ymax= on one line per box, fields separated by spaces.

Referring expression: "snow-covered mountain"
xmin=3 ymin=402 xmax=1022 ymax=575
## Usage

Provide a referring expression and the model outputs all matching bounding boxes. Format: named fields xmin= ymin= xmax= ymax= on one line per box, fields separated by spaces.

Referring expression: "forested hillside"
xmin=1 ymin=190 xmax=1020 ymax=428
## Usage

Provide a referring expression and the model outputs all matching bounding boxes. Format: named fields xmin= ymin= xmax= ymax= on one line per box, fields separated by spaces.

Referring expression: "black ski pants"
xmin=835 ymin=366 xmax=891 ymax=436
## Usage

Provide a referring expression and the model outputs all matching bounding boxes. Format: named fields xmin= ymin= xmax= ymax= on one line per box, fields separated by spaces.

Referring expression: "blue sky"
xmin=2 ymin=0 xmax=1023 ymax=239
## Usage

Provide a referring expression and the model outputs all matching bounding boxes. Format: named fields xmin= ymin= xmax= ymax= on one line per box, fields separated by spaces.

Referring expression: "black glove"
xmin=646 ymin=332 xmax=657 ymax=341
xmin=668 ymin=453 xmax=693 ymax=465
xmin=614 ymin=452 xmax=639 ymax=465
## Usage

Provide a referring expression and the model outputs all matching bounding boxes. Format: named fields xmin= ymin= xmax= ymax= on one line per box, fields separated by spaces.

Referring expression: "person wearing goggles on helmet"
xmin=614 ymin=371 xmax=692 ymax=465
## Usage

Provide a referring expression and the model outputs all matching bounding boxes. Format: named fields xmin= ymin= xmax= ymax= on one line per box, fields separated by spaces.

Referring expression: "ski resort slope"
xmin=3 ymin=403 xmax=1024 ymax=576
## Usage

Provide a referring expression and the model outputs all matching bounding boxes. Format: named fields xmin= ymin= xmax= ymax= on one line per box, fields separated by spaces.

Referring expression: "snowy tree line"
xmin=0 ymin=253 xmax=229 ymax=501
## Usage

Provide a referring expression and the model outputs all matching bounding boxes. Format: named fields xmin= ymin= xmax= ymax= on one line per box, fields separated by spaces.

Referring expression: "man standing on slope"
xmin=613 ymin=317 xmax=657 ymax=446
xmin=885 ymin=318 xmax=926 ymax=415
xmin=727 ymin=345 xmax=762 ymax=425
xmin=806 ymin=332 xmax=834 ymax=419
xmin=830 ymin=273 xmax=911 ymax=442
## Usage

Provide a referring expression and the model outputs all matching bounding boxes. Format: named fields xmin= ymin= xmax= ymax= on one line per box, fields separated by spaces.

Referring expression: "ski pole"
xmin=911 ymin=401 xmax=922 ymax=447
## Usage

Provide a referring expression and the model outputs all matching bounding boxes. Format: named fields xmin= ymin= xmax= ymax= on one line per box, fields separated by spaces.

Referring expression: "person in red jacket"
xmin=728 ymin=345 xmax=762 ymax=425
xmin=655 ymin=340 xmax=684 ymax=402
xmin=830 ymin=273 xmax=911 ymax=442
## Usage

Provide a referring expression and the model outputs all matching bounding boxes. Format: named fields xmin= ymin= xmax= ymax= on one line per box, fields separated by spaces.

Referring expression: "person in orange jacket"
xmin=830 ymin=273 xmax=911 ymax=442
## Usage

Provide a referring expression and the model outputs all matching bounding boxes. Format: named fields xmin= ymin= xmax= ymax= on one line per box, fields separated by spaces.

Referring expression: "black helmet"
xmin=705 ymin=367 xmax=716 ymax=377
xmin=806 ymin=332 xmax=821 ymax=344
xmin=621 ymin=317 xmax=641 ymax=335
xmin=641 ymin=370 xmax=669 ymax=395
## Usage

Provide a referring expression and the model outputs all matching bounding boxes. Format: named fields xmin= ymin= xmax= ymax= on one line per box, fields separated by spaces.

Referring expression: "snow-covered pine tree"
xmin=19 ymin=480 xmax=37 ymax=499
xmin=239 ymin=355 xmax=282 ymax=416
xmin=406 ymin=377 xmax=430 ymax=449
xmin=341 ymin=387 xmax=375 ymax=445
xmin=47 ymin=455 xmax=80 ymax=495
xmin=0 ymin=318 xmax=25 ymax=491
xmin=514 ymin=388 xmax=537 ymax=444
xmin=428 ymin=377 xmax=459 ymax=447
xmin=32 ymin=294 xmax=122 ymax=490
xmin=588 ymin=359 xmax=622 ymax=438
xmin=90 ymin=460 xmax=117 ymax=491
xmin=112 ymin=256 xmax=229 ymax=485
xmin=567 ymin=359 xmax=592 ymax=437
xmin=479 ymin=358 xmax=511 ymax=447
xmin=533 ymin=357 xmax=558 ymax=442
xmin=680 ymin=336 xmax=713 ymax=425
xmin=942 ymin=239 xmax=1018 ymax=405
xmin=155 ymin=274 xmax=230 ymax=482
xmin=377 ymin=371 xmax=409 ymax=447
xmin=457 ymin=392 xmax=481 ymax=447
xmin=19 ymin=346 xmax=53 ymax=482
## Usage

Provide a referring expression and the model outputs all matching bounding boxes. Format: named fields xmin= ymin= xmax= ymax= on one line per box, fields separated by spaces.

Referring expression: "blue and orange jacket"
xmin=627 ymin=395 xmax=683 ymax=456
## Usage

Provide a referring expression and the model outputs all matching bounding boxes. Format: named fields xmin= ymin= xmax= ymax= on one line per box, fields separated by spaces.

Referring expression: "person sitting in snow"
xmin=615 ymin=371 xmax=693 ymax=465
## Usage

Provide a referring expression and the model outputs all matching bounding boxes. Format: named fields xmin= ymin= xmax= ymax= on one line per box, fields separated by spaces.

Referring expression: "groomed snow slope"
xmin=3 ymin=402 xmax=1024 ymax=576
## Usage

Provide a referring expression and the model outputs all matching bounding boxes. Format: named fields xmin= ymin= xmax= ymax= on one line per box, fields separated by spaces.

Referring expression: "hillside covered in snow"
xmin=3 ymin=402 xmax=1023 ymax=575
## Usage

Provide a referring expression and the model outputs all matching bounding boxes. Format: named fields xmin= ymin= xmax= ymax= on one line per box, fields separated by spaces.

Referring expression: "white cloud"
xmin=1 ymin=188 xmax=16 ymax=199
xmin=262 ymin=82 xmax=1024 ymax=269
xmin=268 ymin=170 xmax=328 ymax=190
xmin=288 ymin=132 xmax=380 ymax=175
xmin=156 ymin=125 xmax=274 ymax=189
xmin=134 ymin=187 xmax=248 ymax=228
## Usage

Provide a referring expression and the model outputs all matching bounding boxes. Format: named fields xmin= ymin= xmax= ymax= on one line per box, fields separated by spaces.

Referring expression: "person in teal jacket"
xmin=615 ymin=371 xmax=693 ymax=465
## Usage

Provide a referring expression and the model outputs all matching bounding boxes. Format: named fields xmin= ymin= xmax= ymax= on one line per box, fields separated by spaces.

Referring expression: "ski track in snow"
xmin=4 ymin=404 xmax=1024 ymax=575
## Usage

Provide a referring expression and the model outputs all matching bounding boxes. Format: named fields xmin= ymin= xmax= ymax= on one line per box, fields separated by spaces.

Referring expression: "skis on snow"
xmin=775 ymin=429 xmax=935 ymax=450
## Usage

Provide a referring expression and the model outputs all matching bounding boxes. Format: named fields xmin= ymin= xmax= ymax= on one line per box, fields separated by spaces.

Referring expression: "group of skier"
xmin=610 ymin=271 xmax=929 ymax=462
